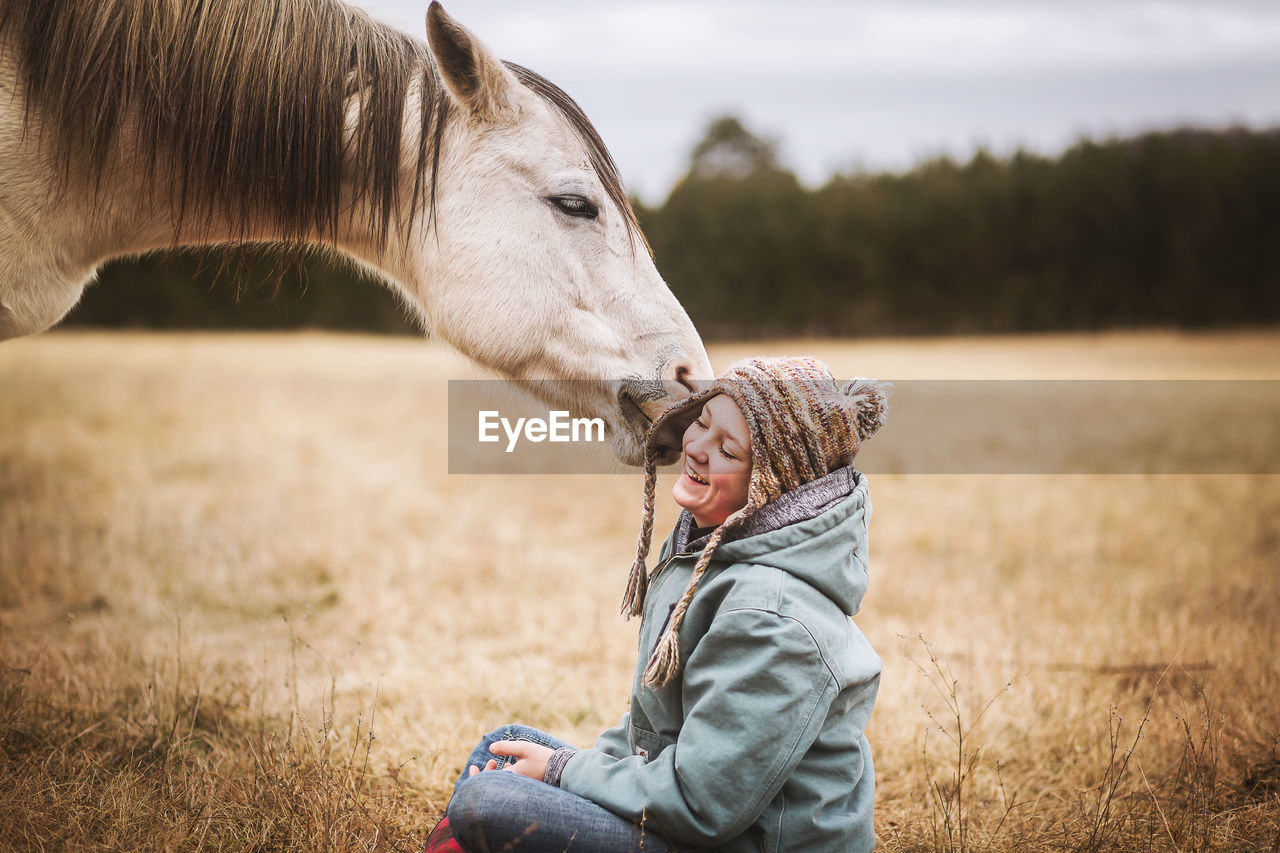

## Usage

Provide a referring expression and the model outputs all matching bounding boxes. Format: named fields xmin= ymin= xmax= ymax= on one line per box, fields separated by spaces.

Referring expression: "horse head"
xmin=411 ymin=4 xmax=712 ymax=465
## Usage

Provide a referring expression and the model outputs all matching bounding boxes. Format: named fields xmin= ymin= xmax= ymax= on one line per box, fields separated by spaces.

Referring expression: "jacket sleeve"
xmin=593 ymin=713 xmax=631 ymax=759
xmin=559 ymin=607 xmax=837 ymax=846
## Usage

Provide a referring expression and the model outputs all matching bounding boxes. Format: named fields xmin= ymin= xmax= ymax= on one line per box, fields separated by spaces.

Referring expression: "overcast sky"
xmin=356 ymin=0 xmax=1280 ymax=203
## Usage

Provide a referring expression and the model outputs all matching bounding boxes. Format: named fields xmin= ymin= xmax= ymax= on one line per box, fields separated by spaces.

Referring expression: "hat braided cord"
xmin=642 ymin=520 xmax=737 ymax=688
xmin=620 ymin=446 xmax=662 ymax=618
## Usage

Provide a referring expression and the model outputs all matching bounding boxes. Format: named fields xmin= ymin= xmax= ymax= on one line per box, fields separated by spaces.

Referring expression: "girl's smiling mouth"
xmin=685 ymin=465 xmax=709 ymax=485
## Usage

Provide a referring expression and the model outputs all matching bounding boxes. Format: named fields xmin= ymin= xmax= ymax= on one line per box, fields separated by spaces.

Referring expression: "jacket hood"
xmin=672 ymin=466 xmax=872 ymax=617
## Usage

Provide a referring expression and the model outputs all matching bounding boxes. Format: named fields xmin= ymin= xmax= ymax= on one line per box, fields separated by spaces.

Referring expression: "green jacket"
xmin=560 ymin=466 xmax=880 ymax=852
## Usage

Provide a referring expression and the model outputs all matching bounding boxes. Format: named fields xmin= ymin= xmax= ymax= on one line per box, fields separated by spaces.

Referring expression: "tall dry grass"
xmin=1 ymin=330 xmax=1278 ymax=851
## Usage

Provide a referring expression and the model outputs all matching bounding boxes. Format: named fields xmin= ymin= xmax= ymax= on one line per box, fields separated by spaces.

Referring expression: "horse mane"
xmin=0 ymin=0 xmax=639 ymax=250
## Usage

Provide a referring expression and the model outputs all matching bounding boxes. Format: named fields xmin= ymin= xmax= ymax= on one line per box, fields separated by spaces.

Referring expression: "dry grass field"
xmin=1 ymin=329 xmax=1278 ymax=851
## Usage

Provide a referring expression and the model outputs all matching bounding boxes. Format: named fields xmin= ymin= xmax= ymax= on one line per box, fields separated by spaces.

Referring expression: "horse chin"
xmin=610 ymin=429 xmax=647 ymax=468
xmin=610 ymin=426 xmax=681 ymax=468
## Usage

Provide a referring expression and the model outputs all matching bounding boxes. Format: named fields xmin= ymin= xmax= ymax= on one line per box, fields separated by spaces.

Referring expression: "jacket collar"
xmin=675 ymin=466 xmax=861 ymax=554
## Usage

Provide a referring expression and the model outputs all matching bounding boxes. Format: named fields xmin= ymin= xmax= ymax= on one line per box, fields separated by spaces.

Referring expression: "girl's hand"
xmin=470 ymin=740 xmax=554 ymax=782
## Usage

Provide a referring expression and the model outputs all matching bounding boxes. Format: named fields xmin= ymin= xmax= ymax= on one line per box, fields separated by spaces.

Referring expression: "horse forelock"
xmin=0 ymin=0 xmax=642 ymax=253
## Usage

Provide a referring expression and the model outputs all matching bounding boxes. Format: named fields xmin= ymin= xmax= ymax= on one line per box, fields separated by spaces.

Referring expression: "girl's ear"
xmin=426 ymin=2 xmax=520 ymax=123
xmin=841 ymin=378 xmax=889 ymax=442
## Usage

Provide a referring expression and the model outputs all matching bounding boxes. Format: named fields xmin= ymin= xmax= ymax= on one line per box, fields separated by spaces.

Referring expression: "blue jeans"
xmin=447 ymin=724 xmax=679 ymax=853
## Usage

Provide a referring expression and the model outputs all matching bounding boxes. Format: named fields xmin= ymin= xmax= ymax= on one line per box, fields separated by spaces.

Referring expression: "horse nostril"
xmin=663 ymin=358 xmax=699 ymax=394
xmin=616 ymin=382 xmax=651 ymax=429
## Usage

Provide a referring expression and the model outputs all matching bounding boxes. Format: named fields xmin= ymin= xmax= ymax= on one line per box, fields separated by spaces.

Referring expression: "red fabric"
xmin=424 ymin=815 xmax=465 ymax=852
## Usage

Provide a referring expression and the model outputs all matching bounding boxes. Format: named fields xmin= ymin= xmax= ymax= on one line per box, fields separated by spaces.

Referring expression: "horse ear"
xmin=426 ymin=2 xmax=519 ymax=123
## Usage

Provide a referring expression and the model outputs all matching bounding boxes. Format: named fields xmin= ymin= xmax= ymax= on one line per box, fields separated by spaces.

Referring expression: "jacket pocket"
xmin=626 ymin=722 xmax=668 ymax=763
xmin=648 ymin=603 xmax=678 ymax=659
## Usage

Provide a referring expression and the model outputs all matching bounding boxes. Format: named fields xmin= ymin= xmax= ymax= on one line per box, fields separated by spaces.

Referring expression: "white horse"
xmin=0 ymin=0 xmax=711 ymax=465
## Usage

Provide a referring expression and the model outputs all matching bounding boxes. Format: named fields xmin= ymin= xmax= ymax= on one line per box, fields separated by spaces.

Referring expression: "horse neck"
xmin=80 ymin=98 xmax=439 ymax=289
xmin=82 ymin=167 xmax=422 ymax=289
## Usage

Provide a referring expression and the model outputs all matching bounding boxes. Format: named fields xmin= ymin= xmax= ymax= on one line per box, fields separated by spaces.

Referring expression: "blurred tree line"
xmin=65 ymin=117 xmax=1279 ymax=338
xmin=66 ymin=250 xmax=418 ymax=334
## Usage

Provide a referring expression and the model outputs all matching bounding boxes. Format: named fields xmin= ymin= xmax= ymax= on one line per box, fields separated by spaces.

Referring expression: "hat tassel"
xmin=620 ymin=448 xmax=661 ymax=618
xmin=642 ymin=630 xmax=681 ymax=688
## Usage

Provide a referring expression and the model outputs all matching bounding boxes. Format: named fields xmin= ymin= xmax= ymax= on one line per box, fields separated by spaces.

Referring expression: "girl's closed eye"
xmin=719 ymin=446 xmax=737 ymax=460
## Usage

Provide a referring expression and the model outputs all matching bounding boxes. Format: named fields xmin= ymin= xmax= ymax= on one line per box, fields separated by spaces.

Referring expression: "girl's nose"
xmin=685 ymin=436 xmax=710 ymax=462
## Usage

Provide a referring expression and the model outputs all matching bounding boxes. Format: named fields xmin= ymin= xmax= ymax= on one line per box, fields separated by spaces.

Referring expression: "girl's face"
xmin=672 ymin=394 xmax=753 ymax=527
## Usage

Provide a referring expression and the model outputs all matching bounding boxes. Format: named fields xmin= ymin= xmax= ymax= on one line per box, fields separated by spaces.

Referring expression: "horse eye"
xmin=549 ymin=195 xmax=599 ymax=219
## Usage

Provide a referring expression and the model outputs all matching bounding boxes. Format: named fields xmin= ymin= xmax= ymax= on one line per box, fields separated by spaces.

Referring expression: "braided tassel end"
xmin=642 ymin=630 xmax=682 ymax=688
xmin=619 ymin=553 xmax=649 ymax=619
xmin=620 ymin=448 xmax=661 ymax=618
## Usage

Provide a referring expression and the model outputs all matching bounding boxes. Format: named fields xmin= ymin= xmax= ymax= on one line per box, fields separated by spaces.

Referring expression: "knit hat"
xmin=621 ymin=356 xmax=888 ymax=688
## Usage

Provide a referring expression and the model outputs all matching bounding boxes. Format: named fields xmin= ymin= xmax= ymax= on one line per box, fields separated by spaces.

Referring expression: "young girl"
xmin=428 ymin=356 xmax=887 ymax=852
